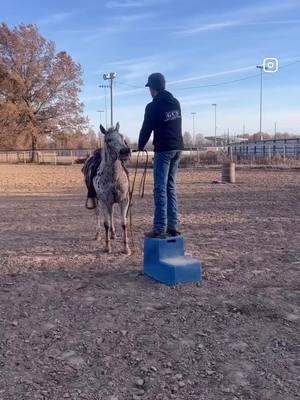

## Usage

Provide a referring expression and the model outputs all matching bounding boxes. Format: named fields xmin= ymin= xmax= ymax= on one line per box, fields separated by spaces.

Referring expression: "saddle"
xmin=82 ymin=149 xmax=129 ymax=199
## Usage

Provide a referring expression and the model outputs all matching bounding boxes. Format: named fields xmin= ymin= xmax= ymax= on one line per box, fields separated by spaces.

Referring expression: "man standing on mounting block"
xmin=138 ymin=73 xmax=184 ymax=238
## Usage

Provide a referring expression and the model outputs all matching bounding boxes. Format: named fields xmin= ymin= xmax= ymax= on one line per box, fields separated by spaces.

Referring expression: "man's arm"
xmin=138 ymin=104 xmax=154 ymax=150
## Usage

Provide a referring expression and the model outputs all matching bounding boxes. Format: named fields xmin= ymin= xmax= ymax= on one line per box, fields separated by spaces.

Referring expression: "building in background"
xmin=229 ymin=138 xmax=300 ymax=159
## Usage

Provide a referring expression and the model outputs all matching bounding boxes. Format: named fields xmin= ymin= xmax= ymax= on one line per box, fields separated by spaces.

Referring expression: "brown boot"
xmin=144 ymin=230 xmax=167 ymax=239
xmin=167 ymin=229 xmax=181 ymax=237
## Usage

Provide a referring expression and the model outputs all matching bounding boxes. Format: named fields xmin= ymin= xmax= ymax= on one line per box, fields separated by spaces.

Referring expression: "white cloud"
xmin=81 ymin=12 xmax=157 ymax=42
xmin=101 ymin=55 xmax=176 ymax=82
xmin=113 ymin=12 xmax=157 ymax=22
xmin=179 ymin=19 xmax=300 ymax=36
xmin=169 ymin=66 xmax=256 ymax=85
xmin=106 ymin=0 xmax=161 ymax=8
xmin=37 ymin=12 xmax=73 ymax=26
xmin=175 ymin=1 xmax=300 ymax=36
xmin=179 ymin=21 xmax=241 ymax=35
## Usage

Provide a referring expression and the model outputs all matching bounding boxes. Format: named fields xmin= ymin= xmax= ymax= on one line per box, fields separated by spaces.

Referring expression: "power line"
xmin=117 ymin=82 xmax=143 ymax=89
xmin=175 ymin=73 xmax=259 ymax=90
xmin=116 ymin=59 xmax=300 ymax=92
xmin=277 ymin=59 xmax=300 ymax=70
xmin=117 ymin=73 xmax=259 ymax=90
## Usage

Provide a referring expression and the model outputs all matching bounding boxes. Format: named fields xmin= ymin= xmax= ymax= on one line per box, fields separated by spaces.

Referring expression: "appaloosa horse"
xmin=93 ymin=123 xmax=131 ymax=254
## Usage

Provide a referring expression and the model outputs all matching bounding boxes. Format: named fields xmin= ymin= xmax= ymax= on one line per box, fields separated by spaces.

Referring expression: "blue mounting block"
xmin=144 ymin=236 xmax=202 ymax=286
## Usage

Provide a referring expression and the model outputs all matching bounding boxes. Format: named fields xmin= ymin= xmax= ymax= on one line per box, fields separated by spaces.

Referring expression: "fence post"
xmin=54 ymin=151 xmax=57 ymax=165
xmin=71 ymin=150 xmax=74 ymax=165
xmin=268 ymin=145 xmax=271 ymax=162
xmin=283 ymin=144 xmax=286 ymax=162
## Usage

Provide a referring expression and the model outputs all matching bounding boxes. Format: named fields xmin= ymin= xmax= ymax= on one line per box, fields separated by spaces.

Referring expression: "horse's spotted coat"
xmin=92 ymin=123 xmax=131 ymax=254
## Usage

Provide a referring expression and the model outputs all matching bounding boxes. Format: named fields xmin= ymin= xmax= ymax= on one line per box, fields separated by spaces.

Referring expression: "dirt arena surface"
xmin=0 ymin=164 xmax=299 ymax=400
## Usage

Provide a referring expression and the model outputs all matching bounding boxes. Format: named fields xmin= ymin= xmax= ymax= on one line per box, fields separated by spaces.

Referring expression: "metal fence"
xmin=0 ymin=147 xmax=225 ymax=166
xmin=229 ymin=138 xmax=300 ymax=162
xmin=0 ymin=149 xmax=92 ymax=164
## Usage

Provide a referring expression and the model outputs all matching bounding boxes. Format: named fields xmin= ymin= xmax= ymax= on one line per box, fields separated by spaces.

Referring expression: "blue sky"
xmin=2 ymin=0 xmax=300 ymax=139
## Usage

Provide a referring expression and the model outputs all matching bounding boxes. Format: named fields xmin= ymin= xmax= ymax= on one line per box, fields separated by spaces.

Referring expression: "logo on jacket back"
xmin=164 ymin=110 xmax=181 ymax=122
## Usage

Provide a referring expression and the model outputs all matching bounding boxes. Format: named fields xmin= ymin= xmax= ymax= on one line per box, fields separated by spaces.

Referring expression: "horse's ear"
xmin=115 ymin=122 xmax=120 ymax=132
xmin=100 ymin=124 xmax=107 ymax=135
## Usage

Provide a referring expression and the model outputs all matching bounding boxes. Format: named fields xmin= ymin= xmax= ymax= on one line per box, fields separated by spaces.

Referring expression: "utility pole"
xmin=256 ymin=65 xmax=263 ymax=140
xmin=212 ymin=104 xmax=217 ymax=147
xmin=243 ymin=123 xmax=245 ymax=136
xmin=103 ymin=72 xmax=117 ymax=127
xmin=191 ymin=112 xmax=196 ymax=147
xmin=274 ymin=122 xmax=277 ymax=139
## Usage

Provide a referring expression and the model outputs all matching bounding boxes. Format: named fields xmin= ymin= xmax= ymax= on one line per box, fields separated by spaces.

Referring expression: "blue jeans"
xmin=153 ymin=150 xmax=181 ymax=233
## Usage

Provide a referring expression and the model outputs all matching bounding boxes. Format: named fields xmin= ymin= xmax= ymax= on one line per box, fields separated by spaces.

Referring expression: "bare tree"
xmin=0 ymin=23 xmax=87 ymax=159
xmin=87 ymin=128 xmax=98 ymax=148
xmin=195 ymin=133 xmax=206 ymax=147
xmin=183 ymin=131 xmax=193 ymax=147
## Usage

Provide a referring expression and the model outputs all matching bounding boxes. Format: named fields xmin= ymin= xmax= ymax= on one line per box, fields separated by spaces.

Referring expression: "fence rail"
xmin=0 ymin=149 xmax=92 ymax=165
xmin=229 ymin=139 xmax=300 ymax=162
xmin=1 ymin=145 xmax=299 ymax=167
xmin=0 ymin=148 xmax=224 ymax=166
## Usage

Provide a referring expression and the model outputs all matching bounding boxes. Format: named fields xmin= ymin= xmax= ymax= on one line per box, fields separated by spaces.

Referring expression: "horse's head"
xmin=100 ymin=122 xmax=131 ymax=161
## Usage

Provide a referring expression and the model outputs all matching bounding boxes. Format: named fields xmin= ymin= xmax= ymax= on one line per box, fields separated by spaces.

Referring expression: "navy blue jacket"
xmin=138 ymin=90 xmax=184 ymax=152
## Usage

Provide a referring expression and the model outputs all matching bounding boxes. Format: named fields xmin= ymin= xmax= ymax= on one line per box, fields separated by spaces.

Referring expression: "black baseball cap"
xmin=145 ymin=72 xmax=166 ymax=90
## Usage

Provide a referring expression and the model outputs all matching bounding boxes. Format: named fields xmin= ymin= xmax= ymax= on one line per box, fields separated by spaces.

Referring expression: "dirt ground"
xmin=0 ymin=164 xmax=299 ymax=400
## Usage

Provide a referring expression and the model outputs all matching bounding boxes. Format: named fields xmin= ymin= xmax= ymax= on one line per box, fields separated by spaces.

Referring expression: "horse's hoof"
xmin=111 ymin=232 xmax=116 ymax=240
xmin=95 ymin=233 xmax=101 ymax=241
xmin=124 ymin=248 xmax=131 ymax=256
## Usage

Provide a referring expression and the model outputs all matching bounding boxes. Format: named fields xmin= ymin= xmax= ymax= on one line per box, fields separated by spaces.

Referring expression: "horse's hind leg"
xmin=95 ymin=201 xmax=101 ymax=241
xmin=110 ymin=205 xmax=116 ymax=240
xmin=120 ymin=199 xmax=131 ymax=255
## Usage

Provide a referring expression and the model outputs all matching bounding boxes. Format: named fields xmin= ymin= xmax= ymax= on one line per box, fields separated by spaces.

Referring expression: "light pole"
xmin=212 ymin=103 xmax=217 ymax=147
xmin=256 ymin=65 xmax=263 ymax=140
xmin=191 ymin=112 xmax=196 ymax=147
xmin=274 ymin=122 xmax=277 ymax=139
xmin=103 ymin=72 xmax=117 ymax=127
xmin=97 ymin=110 xmax=104 ymax=147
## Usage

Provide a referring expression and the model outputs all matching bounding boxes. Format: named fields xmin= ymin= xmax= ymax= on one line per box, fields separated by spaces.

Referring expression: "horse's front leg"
xmin=120 ymin=199 xmax=131 ymax=255
xmin=95 ymin=200 xmax=101 ymax=241
xmin=103 ymin=205 xmax=112 ymax=254
xmin=110 ymin=205 xmax=116 ymax=240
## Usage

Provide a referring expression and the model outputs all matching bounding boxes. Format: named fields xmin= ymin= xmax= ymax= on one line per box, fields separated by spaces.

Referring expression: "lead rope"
xmin=139 ymin=150 xmax=148 ymax=198
xmin=127 ymin=150 xmax=149 ymax=253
